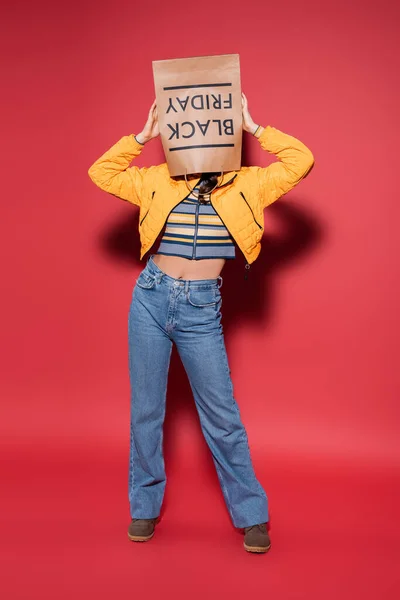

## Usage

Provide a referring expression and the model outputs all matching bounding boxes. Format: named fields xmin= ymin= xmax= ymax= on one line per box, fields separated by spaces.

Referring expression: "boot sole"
xmin=128 ymin=531 xmax=155 ymax=542
xmin=244 ymin=542 xmax=271 ymax=554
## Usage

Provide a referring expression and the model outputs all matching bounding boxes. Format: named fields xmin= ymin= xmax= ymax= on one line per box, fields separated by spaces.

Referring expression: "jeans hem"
xmin=233 ymin=516 xmax=270 ymax=529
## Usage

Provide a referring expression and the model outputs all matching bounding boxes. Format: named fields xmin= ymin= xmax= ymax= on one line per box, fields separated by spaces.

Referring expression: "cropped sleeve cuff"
xmin=132 ymin=134 xmax=145 ymax=149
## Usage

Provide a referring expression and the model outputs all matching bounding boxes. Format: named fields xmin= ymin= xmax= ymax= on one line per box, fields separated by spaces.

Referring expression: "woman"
xmin=88 ymin=93 xmax=314 ymax=553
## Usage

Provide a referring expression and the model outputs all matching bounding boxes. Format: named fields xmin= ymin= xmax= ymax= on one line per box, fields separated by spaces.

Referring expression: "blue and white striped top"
xmin=156 ymin=187 xmax=236 ymax=260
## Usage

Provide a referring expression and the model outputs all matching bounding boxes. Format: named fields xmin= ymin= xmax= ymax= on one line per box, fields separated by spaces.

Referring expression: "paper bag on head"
xmin=152 ymin=54 xmax=242 ymax=177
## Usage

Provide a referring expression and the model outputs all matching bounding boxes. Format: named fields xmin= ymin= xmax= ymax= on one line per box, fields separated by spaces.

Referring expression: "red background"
xmin=1 ymin=0 xmax=399 ymax=598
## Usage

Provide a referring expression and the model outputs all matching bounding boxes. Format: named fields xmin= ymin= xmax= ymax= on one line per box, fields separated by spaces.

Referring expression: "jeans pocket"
xmin=187 ymin=287 xmax=219 ymax=308
xmin=135 ymin=271 xmax=156 ymax=289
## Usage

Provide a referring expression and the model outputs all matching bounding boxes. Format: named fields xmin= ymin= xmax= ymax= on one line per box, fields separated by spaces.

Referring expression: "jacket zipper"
xmin=239 ymin=192 xmax=263 ymax=280
xmin=209 ymin=195 xmax=251 ymax=281
xmin=192 ymin=200 xmax=200 ymax=259
xmin=239 ymin=192 xmax=263 ymax=230
xmin=238 ymin=192 xmax=263 ymax=280
xmin=140 ymin=191 xmax=155 ymax=226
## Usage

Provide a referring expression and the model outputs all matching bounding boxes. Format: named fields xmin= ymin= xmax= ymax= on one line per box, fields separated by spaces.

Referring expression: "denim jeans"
xmin=127 ymin=254 xmax=269 ymax=528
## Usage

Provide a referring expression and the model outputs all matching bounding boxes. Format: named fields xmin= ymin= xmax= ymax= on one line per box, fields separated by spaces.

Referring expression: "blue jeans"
xmin=127 ymin=254 xmax=269 ymax=528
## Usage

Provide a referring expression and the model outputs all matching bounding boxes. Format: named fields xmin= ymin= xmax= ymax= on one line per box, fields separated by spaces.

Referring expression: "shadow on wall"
xmin=98 ymin=175 xmax=323 ymax=521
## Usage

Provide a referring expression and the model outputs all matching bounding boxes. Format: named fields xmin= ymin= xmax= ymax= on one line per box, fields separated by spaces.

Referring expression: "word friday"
xmin=167 ymin=119 xmax=234 ymax=140
xmin=166 ymin=93 xmax=233 ymax=113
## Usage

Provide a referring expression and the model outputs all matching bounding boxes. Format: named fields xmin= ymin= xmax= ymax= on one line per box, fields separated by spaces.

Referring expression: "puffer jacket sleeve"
xmin=88 ymin=135 xmax=148 ymax=207
xmin=256 ymin=126 xmax=314 ymax=208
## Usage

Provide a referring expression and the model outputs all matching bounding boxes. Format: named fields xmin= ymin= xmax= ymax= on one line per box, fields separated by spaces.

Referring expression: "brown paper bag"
xmin=152 ymin=54 xmax=242 ymax=177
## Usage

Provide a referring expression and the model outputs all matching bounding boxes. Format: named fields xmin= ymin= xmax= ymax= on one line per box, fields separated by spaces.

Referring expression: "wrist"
xmin=135 ymin=132 xmax=150 ymax=145
xmin=245 ymin=122 xmax=259 ymax=135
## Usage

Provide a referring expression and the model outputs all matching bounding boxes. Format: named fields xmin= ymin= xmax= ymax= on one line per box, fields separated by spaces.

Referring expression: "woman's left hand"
xmin=241 ymin=92 xmax=259 ymax=135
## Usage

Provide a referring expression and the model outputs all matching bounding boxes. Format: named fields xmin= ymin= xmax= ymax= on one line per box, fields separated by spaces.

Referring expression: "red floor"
xmin=2 ymin=445 xmax=399 ymax=599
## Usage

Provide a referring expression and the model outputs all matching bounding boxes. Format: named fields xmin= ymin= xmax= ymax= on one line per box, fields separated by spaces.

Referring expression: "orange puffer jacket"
xmin=88 ymin=125 xmax=314 ymax=267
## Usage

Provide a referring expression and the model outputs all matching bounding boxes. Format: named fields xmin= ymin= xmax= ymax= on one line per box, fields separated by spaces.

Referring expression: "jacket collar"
xmin=161 ymin=164 xmax=239 ymax=192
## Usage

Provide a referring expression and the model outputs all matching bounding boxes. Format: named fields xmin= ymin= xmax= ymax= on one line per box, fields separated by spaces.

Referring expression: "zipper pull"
xmin=244 ymin=262 xmax=251 ymax=280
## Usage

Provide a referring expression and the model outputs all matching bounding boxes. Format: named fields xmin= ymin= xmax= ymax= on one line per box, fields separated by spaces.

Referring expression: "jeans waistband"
xmin=146 ymin=255 xmax=223 ymax=289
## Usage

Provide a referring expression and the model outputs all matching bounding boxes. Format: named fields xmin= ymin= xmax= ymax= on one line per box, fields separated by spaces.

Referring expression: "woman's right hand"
xmin=135 ymin=100 xmax=159 ymax=144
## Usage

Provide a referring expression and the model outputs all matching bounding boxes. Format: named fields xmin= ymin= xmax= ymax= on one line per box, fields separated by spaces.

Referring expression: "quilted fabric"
xmin=88 ymin=125 xmax=314 ymax=264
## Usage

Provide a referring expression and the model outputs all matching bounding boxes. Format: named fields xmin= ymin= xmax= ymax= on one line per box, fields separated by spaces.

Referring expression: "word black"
xmin=167 ymin=119 xmax=234 ymax=140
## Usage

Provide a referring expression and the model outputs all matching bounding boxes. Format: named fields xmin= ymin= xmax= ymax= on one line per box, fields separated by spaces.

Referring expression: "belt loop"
xmin=185 ymin=280 xmax=189 ymax=294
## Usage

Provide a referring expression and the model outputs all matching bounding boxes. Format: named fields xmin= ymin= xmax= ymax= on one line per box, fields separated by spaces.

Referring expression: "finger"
xmin=149 ymin=105 xmax=158 ymax=125
xmin=148 ymin=99 xmax=157 ymax=117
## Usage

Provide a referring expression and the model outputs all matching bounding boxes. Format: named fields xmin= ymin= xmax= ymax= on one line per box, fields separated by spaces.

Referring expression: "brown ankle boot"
xmin=243 ymin=523 xmax=271 ymax=553
xmin=127 ymin=518 xmax=157 ymax=542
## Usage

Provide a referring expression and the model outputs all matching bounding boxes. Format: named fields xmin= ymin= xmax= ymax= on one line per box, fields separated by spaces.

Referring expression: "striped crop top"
xmin=156 ymin=187 xmax=236 ymax=260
